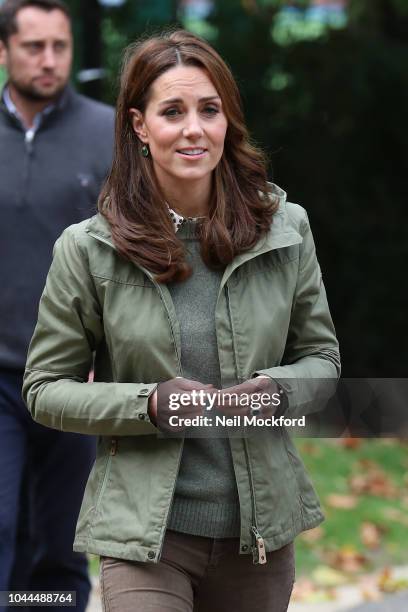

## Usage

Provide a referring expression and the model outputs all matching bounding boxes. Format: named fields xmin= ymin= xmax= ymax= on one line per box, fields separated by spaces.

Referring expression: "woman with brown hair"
xmin=23 ymin=29 xmax=340 ymax=611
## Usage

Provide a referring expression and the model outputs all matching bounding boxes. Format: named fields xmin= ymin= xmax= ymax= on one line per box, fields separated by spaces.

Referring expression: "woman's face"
xmin=130 ymin=65 xmax=228 ymax=195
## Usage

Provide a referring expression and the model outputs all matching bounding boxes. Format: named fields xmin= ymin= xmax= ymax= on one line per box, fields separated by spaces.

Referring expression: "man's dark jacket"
xmin=0 ymin=86 xmax=115 ymax=370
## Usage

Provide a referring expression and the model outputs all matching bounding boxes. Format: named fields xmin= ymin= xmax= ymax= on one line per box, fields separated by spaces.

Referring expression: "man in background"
xmin=0 ymin=1 xmax=114 ymax=609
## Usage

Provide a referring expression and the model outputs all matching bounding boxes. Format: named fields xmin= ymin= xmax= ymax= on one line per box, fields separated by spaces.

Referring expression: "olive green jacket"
xmin=23 ymin=184 xmax=340 ymax=564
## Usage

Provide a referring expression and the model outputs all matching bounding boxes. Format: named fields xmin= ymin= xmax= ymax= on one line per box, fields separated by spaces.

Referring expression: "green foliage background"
xmin=3 ymin=0 xmax=405 ymax=376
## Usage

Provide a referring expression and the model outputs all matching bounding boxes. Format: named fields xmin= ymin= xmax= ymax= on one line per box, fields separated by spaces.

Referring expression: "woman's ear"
xmin=129 ymin=108 xmax=148 ymax=143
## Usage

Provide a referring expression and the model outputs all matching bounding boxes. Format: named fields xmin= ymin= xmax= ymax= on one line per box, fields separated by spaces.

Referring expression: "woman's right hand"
xmin=148 ymin=377 xmax=215 ymax=432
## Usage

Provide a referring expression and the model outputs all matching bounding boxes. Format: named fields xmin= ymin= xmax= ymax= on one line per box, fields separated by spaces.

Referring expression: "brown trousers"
xmin=100 ymin=529 xmax=295 ymax=612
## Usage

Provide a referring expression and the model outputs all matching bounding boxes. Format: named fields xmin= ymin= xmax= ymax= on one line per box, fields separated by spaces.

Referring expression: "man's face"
xmin=0 ymin=6 xmax=72 ymax=101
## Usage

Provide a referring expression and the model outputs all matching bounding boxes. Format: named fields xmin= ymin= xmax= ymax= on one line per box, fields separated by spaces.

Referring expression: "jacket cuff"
xmin=135 ymin=383 xmax=158 ymax=425
xmin=252 ymin=372 xmax=296 ymax=416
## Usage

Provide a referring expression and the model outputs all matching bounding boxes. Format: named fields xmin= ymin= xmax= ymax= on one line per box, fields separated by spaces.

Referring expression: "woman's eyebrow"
xmin=158 ymin=95 xmax=221 ymax=106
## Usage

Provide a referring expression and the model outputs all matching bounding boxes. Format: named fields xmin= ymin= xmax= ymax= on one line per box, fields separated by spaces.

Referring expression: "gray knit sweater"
xmin=167 ymin=221 xmax=241 ymax=538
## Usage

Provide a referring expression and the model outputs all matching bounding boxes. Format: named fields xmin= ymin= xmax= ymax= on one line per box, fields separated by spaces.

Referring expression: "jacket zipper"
xmin=87 ymin=230 xmax=184 ymax=561
xmin=147 ymin=277 xmax=183 ymax=376
xmin=156 ymin=439 xmax=185 ymax=562
xmin=244 ymin=437 xmax=267 ymax=565
xmin=251 ymin=526 xmax=267 ymax=565
xmin=225 ymin=285 xmax=267 ymax=565
xmin=147 ymin=276 xmax=185 ymax=562
xmin=18 ymin=129 xmax=35 ymax=206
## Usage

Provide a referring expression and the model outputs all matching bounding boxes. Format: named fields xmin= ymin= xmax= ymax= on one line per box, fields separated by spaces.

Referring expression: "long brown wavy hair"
xmin=99 ymin=29 xmax=278 ymax=282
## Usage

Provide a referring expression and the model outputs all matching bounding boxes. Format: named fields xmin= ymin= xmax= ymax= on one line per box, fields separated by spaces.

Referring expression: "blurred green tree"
xmin=209 ymin=0 xmax=408 ymax=376
xmin=66 ymin=0 xmax=180 ymax=99
xmin=62 ymin=0 xmax=407 ymax=376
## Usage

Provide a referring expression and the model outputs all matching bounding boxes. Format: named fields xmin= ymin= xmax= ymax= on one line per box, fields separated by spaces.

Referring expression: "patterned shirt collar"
xmin=167 ymin=205 xmax=205 ymax=233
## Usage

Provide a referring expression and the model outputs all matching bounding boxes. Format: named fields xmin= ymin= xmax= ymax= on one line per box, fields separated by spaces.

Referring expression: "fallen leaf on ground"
xmin=325 ymin=546 xmax=368 ymax=573
xmin=291 ymin=578 xmax=336 ymax=603
xmin=291 ymin=578 xmax=315 ymax=601
xmin=357 ymin=458 xmax=378 ymax=468
xmin=360 ymin=587 xmax=383 ymax=601
xmin=360 ymin=522 xmax=383 ymax=549
xmin=312 ymin=565 xmax=349 ymax=587
xmin=358 ymin=574 xmax=383 ymax=602
xmin=377 ymin=567 xmax=408 ymax=593
xmin=382 ymin=507 xmax=408 ymax=527
xmin=349 ymin=465 xmax=398 ymax=498
xmin=326 ymin=493 xmax=358 ymax=509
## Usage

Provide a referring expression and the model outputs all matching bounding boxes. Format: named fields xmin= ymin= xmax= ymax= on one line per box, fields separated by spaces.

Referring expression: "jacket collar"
xmin=85 ymin=183 xmax=303 ymax=280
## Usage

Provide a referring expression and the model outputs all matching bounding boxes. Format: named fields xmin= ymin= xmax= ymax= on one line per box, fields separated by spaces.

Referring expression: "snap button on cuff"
xmin=147 ymin=550 xmax=156 ymax=560
xmin=241 ymin=545 xmax=249 ymax=552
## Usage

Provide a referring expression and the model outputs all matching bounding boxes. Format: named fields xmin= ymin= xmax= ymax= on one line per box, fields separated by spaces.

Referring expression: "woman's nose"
xmin=182 ymin=114 xmax=204 ymax=138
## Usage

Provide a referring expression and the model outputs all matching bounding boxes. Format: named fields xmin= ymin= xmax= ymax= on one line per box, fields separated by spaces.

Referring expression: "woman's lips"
xmin=176 ymin=148 xmax=207 ymax=158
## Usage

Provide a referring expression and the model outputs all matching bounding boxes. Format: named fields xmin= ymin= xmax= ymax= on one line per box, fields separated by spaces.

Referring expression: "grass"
xmin=294 ymin=438 xmax=408 ymax=575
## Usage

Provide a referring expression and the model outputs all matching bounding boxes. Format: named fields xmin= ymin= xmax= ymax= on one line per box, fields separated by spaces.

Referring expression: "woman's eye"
xmin=163 ymin=108 xmax=181 ymax=118
xmin=202 ymin=106 xmax=219 ymax=116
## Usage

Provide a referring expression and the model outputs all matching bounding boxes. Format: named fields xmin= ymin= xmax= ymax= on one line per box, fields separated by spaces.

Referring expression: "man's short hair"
xmin=0 ymin=0 xmax=71 ymax=45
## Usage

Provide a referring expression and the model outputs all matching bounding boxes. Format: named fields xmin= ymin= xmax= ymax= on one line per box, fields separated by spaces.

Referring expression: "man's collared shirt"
xmin=3 ymin=86 xmax=55 ymax=142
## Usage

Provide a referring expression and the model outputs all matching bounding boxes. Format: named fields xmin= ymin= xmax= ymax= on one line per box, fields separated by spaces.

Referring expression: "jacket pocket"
xmin=93 ymin=438 xmax=116 ymax=519
xmin=280 ymin=428 xmax=303 ymax=500
xmin=281 ymin=428 xmax=321 ymax=514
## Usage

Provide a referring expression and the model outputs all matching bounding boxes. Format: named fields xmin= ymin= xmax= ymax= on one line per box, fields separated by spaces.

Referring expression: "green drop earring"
xmin=141 ymin=144 xmax=150 ymax=158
